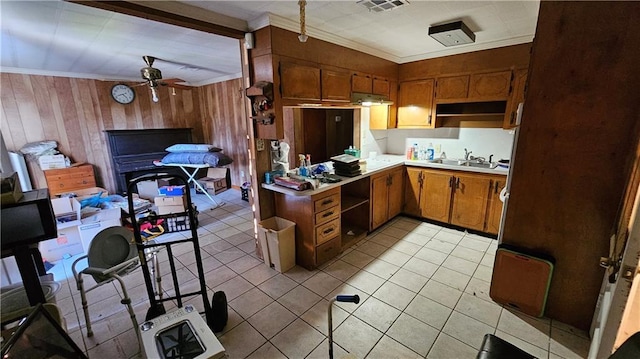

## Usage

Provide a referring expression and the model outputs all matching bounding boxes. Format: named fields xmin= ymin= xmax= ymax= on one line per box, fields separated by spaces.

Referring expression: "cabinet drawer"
xmin=314 ymin=192 xmax=340 ymax=212
xmin=44 ymin=164 xmax=96 ymax=196
xmin=315 ymin=206 xmax=339 ymax=225
xmin=316 ymin=236 xmax=341 ymax=265
xmin=316 ymin=218 xmax=340 ymax=246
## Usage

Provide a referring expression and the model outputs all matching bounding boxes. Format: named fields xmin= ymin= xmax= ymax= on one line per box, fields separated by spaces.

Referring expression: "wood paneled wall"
xmin=0 ymin=73 xmax=248 ymax=193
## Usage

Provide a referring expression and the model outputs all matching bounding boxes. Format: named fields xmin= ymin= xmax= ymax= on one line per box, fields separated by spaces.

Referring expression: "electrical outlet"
xmin=256 ymin=139 xmax=265 ymax=151
xmin=335 ymin=116 xmax=342 ymax=122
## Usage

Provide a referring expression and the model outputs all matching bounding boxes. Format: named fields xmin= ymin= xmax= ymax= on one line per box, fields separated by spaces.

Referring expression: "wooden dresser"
xmin=44 ymin=164 xmax=96 ymax=196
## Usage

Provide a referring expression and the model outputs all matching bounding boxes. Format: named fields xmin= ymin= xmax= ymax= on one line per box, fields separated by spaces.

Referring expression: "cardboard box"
xmin=58 ymin=186 xmax=108 ymax=201
xmin=39 ymin=225 xmax=83 ymax=262
xmin=155 ymin=195 xmax=186 ymax=215
xmin=51 ymin=197 xmax=81 ymax=229
xmin=158 ymin=185 xmax=185 ymax=196
xmin=81 ymin=206 xmax=122 ymax=223
xmin=38 ymin=154 xmax=67 ymax=170
xmin=197 ymin=168 xmax=230 ymax=195
xmin=78 ymin=218 xmax=122 ymax=253
xmin=136 ymin=178 xmax=170 ymax=200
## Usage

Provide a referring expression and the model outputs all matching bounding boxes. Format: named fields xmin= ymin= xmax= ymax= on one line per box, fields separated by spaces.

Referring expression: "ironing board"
xmin=154 ymin=162 xmax=224 ymax=208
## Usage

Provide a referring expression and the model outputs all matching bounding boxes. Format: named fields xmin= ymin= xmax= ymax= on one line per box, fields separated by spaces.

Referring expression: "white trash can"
xmin=258 ymin=217 xmax=296 ymax=273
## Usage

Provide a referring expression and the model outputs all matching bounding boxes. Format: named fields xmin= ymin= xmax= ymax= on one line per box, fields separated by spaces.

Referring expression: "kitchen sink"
xmin=461 ymin=161 xmax=495 ymax=169
xmin=438 ymin=158 xmax=468 ymax=166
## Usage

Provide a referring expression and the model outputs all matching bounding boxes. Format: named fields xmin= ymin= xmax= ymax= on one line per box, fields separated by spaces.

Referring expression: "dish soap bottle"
xmin=427 ymin=143 xmax=435 ymax=160
xmin=298 ymin=154 xmax=308 ymax=177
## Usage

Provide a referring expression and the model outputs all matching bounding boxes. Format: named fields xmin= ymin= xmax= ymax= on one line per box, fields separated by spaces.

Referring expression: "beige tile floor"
xmin=48 ymin=188 xmax=592 ymax=358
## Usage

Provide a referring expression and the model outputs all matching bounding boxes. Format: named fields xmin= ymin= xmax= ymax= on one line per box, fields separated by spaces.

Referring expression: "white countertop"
xmin=262 ymin=154 xmax=508 ymax=196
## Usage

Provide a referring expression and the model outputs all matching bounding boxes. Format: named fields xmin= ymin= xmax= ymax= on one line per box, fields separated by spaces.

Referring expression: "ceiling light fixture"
xmin=298 ymin=0 xmax=308 ymax=42
xmin=428 ymin=20 xmax=476 ymax=47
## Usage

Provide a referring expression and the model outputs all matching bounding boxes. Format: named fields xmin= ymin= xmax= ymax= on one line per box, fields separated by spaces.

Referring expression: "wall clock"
xmin=111 ymin=84 xmax=135 ymax=104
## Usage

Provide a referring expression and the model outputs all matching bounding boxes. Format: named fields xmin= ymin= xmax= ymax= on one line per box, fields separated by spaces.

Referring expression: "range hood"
xmin=351 ymin=92 xmax=393 ymax=106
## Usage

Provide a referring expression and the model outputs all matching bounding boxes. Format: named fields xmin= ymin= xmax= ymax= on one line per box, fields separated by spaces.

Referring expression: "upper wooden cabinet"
xmin=435 ymin=70 xmax=512 ymax=103
xmin=351 ymin=72 xmax=373 ymax=93
xmin=321 ymin=68 xmax=351 ymax=102
xmin=397 ymin=79 xmax=435 ymax=128
xmin=503 ymin=69 xmax=528 ymax=129
xmin=280 ymin=62 xmax=321 ymax=101
xmin=468 ymin=70 xmax=512 ymax=101
xmin=372 ymin=77 xmax=390 ymax=97
xmin=435 ymin=75 xmax=469 ymax=101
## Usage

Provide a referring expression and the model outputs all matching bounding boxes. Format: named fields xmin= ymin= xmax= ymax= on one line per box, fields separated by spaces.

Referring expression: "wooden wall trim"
xmin=67 ymin=1 xmax=246 ymax=39
xmin=399 ymin=43 xmax=531 ymax=81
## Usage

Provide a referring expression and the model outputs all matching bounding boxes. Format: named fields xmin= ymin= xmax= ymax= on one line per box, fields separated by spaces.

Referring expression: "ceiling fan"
xmin=138 ymin=55 xmax=192 ymax=102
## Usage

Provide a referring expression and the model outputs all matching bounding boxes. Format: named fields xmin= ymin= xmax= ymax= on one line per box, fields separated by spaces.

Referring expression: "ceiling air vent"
xmin=357 ymin=0 xmax=409 ymax=13
xmin=428 ymin=20 xmax=476 ymax=47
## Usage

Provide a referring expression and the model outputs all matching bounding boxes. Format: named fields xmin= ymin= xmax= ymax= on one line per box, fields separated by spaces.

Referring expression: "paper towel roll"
xmin=8 ymin=151 xmax=32 ymax=191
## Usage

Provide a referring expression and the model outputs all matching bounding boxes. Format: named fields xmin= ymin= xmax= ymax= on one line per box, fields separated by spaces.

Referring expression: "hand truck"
xmin=127 ymin=173 xmax=216 ymax=327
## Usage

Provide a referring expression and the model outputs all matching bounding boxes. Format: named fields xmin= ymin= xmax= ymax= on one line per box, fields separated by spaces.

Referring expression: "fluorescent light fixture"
xmin=429 ymin=20 xmax=475 ymax=47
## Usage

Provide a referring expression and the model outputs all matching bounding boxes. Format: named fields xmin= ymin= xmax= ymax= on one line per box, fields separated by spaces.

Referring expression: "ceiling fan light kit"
xmin=428 ymin=20 xmax=476 ymax=47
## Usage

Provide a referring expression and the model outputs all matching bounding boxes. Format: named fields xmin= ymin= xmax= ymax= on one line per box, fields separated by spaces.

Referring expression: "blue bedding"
xmin=161 ymin=151 xmax=233 ymax=167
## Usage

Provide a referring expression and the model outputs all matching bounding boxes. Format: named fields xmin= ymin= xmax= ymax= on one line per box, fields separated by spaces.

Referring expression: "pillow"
xmin=165 ymin=144 xmax=222 ymax=153
xmin=161 ymin=152 xmax=233 ymax=167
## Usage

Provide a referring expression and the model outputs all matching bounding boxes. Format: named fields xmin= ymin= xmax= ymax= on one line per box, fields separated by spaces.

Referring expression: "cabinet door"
xmin=485 ymin=177 xmax=505 ymax=235
xmin=435 ymin=75 xmax=469 ymax=101
xmin=468 ymin=70 xmax=512 ymax=101
xmin=372 ymin=77 xmax=390 ymax=97
xmin=352 ymin=72 xmax=372 ymax=93
xmin=397 ymin=79 xmax=435 ymax=128
xmin=420 ymin=170 xmax=453 ymax=223
xmin=321 ymin=69 xmax=351 ymax=102
xmin=370 ymin=172 xmax=390 ymax=230
xmin=504 ymin=69 xmax=527 ymax=129
xmin=403 ymin=167 xmax=422 ymax=217
xmin=387 ymin=168 xmax=404 ymax=219
xmin=280 ymin=62 xmax=321 ymax=100
xmin=450 ymin=174 xmax=491 ymax=231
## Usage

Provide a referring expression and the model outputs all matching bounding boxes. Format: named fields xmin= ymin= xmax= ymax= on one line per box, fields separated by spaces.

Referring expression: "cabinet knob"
xmin=456 ymin=178 xmax=460 ymax=189
xmin=495 ymin=181 xmax=500 ymax=194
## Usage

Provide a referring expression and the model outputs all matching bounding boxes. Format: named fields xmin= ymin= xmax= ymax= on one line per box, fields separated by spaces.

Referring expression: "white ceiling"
xmin=0 ymin=0 xmax=540 ymax=85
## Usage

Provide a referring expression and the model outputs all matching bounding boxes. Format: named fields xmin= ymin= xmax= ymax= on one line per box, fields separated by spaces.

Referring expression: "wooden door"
xmin=321 ymin=69 xmax=351 ymax=102
xmin=485 ymin=176 xmax=505 ymax=235
xmin=372 ymin=77 xmax=390 ymax=97
xmin=420 ymin=169 xmax=453 ymax=223
xmin=370 ymin=172 xmax=390 ymax=230
xmin=468 ymin=70 xmax=512 ymax=101
xmin=352 ymin=72 xmax=372 ymax=93
xmin=403 ymin=167 xmax=422 ymax=217
xmin=504 ymin=69 xmax=528 ymax=129
xmin=397 ymin=79 xmax=435 ymax=128
xmin=435 ymin=75 xmax=469 ymax=101
xmin=387 ymin=167 xmax=404 ymax=219
xmin=280 ymin=62 xmax=321 ymax=100
xmin=450 ymin=173 xmax=491 ymax=231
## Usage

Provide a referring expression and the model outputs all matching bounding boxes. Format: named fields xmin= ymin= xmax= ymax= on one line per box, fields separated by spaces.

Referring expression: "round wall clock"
xmin=111 ymin=84 xmax=135 ymax=104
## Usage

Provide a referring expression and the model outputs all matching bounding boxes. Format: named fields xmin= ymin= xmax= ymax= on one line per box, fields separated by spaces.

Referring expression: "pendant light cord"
xmin=298 ymin=0 xmax=308 ymax=42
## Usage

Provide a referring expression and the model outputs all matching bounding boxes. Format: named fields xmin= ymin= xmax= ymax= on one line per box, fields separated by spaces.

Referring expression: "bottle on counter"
xmin=427 ymin=143 xmax=435 ymax=160
xmin=412 ymin=143 xmax=419 ymax=160
xmin=298 ymin=154 xmax=308 ymax=177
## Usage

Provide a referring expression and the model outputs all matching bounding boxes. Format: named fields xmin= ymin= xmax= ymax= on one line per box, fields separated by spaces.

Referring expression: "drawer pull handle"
xmin=323 ymin=227 xmax=334 ymax=235
xmin=322 ymin=199 xmax=333 ymax=205
xmin=322 ymin=211 xmax=334 ymax=218
xmin=323 ymin=246 xmax=334 ymax=252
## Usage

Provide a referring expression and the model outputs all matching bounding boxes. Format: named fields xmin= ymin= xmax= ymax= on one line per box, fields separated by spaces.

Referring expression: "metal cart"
xmin=126 ymin=173 xmax=215 ymax=326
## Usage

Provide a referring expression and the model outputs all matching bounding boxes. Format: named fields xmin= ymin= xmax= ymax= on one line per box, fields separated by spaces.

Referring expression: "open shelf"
xmin=341 ymin=195 xmax=369 ymax=213
xmin=341 ymin=225 xmax=368 ymax=249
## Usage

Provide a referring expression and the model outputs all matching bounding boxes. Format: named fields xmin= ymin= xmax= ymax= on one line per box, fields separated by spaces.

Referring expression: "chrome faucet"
xmin=464 ymin=148 xmax=472 ymax=160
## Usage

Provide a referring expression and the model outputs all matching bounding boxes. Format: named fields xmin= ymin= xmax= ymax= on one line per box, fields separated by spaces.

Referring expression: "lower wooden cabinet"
xmin=403 ymin=167 xmax=506 ymax=234
xmin=370 ymin=167 xmax=403 ymax=230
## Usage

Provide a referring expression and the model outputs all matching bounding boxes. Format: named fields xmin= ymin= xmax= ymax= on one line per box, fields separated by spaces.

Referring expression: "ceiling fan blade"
xmin=153 ymin=57 xmax=218 ymax=73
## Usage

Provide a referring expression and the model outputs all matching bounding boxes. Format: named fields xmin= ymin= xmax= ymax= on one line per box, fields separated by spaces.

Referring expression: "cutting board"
xmin=490 ymin=245 xmax=555 ymax=317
